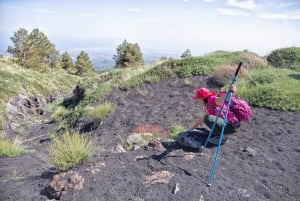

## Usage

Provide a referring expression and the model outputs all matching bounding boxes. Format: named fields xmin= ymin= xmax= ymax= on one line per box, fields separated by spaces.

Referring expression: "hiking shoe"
xmin=209 ymin=135 xmax=228 ymax=145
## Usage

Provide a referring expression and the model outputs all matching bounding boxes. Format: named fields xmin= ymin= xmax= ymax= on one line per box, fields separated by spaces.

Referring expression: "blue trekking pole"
xmin=200 ymin=61 xmax=243 ymax=186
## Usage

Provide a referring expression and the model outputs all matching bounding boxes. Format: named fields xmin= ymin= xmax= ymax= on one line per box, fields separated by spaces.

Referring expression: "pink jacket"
xmin=206 ymin=96 xmax=240 ymax=126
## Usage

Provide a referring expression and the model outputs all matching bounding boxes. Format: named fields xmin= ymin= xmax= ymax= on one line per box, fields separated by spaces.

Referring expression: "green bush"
xmin=48 ymin=131 xmax=94 ymax=170
xmin=237 ymin=68 xmax=300 ymax=111
xmin=119 ymin=75 xmax=144 ymax=91
xmin=170 ymin=124 xmax=186 ymax=139
xmin=81 ymin=83 xmax=114 ymax=106
xmin=89 ymin=101 xmax=116 ymax=121
xmin=176 ymin=57 xmax=217 ymax=77
xmin=267 ymin=47 xmax=300 ymax=71
xmin=51 ymin=106 xmax=69 ymax=122
xmin=0 ymin=105 xmax=5 ymax=130
xmin=0 ymin=134 xmax=34 ymax=157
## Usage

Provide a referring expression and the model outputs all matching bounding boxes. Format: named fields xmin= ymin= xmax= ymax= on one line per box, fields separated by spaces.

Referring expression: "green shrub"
xmin=48 ymin=131 xmax=94 ymax=170
xmin=51 ymin=106 xmax=69 ymax=122
xmin=206 ymin=50 xmax=241 ymax=65
xmin=119 ymin=75 xmax=144 ymax=91
xmin=81 ymin=83 xmax=114 ymax=106
xmin=176 ymin=57 xmax=217 ymax=77
xmin=0 ymin=134 xmax=34 ymax=157
xmin=237 ymin=68 xmax=300 ymax=111
xmin=170 ymin=124 xmax=186 ymax=139
xmin=89 ymin=101 xmax=116 ymax=121
xmin=45 ymin=99 xmax=63 ymax=112
xmin=267 ymin=47 xmax=300 ymax=71
xmin=62 ymin=106 xmax=91 ymax=128
xmin=0 ymin=105 xmax=5 ymax=130
xmin=183 ymin=78 xmax=192 ymax=86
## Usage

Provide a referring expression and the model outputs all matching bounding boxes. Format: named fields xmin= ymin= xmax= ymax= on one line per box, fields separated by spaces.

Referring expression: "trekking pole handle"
xmin=230 ymin=61 xmax=243 ymax=85
xmin=234 ymin=62 xmax=243 ymax=77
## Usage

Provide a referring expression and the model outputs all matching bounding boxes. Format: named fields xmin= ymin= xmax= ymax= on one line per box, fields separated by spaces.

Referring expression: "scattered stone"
xmin=85 ymin=162 xmax=105 ymax=175
xmin=111 ymin=144 xmax=127 ymax=153
xmin=134 ymin=155 xmax=145 ymax=161
xmin=183 ymin=152 xmax=196 ymax=161
xmin=242 ymin=147 xmax=256 ymax=157
xmin=172 ymin=183 xmax=180 ymax=194
xmin=148 ymin=139 xmax=166 ymax=152
xmin=140 ymin=132 xmax=153 ymax=141
xmin=5 ymin=94 xmax=46 ymax=131
xmin=143 ymin=171 xmax=174 ymax=187
xmin=47 ymin=171 xmax=85 ymax=200
xmin=126 ymin=133 xmax=148 ymax=147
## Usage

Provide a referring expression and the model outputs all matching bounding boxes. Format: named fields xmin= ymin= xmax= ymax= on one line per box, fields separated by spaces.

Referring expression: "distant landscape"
xmin=70 ymin=48 xmax=182 ymax=71
xmin=0 ymin=47 xmax=182 ymax=72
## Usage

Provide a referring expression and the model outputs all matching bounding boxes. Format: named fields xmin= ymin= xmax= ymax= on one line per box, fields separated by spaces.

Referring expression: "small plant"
xmin=0 ymin=105 xmax=5 ymax=130
xmin=51 ymin=106 xmax=69 ymax=122
xmin=46 ymin=99 xmax=63 ymax=112
xmin=48 ymin=131 xmax=94 ymax=170
xmin=118 ymin=134 xmax=134 ymax=151
xmin=183 ymin=78 xmax=192 ymax=86
xmin=0 ymin=133 xmax=34 ymax=157
xmin=89 ymin=101 xmax=116 ymax=121
xmin=170 ymin=123 xmax=186 ymax=139
xmin=49 ymin=133 xmax=57 ymax=141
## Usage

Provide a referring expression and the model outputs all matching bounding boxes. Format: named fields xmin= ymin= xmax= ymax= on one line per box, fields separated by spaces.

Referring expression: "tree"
xmin=181 ymin=49 xmax=192 ymax=58
xmin=75 ymin=51 xmax=94 ymax=75
xmin=113 ymin=39 xmax=144 ymax=68
xmin=160 ymin=56 xmax=168 ymax=61
xmin=7 ymin=28 xmax=29 ymax=66
xmin=61 ymin=52 xmax=76 ymax=73
xmin=7 ymin=28 xmax=61 ymax=71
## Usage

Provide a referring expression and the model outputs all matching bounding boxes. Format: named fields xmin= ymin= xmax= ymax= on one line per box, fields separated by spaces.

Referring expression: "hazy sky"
xmin=1 ymin=0 xmax=300 ymax=56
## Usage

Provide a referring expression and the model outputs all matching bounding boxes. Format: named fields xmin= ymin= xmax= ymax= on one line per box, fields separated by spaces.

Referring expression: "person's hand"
xmin=229 ymin=84 xmax=236 ymax=92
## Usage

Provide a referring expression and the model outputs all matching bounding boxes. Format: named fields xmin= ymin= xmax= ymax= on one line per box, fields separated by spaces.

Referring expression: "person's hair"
xmin=203 ymin=98 xmax=209 ymax=105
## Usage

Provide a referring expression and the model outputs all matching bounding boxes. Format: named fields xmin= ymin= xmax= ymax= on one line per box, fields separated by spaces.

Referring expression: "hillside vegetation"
xmin=0 ymin=47 xmax=300 ymax=160
xmin=1 ymin=47 xmax=300 ymax=131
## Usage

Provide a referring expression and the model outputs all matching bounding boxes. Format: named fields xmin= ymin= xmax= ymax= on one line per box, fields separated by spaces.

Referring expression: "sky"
xmin=0 ymin=0 xmax=300 ymax=58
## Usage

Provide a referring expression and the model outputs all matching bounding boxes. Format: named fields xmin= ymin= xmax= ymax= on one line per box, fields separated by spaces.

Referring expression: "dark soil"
xmin=1 ymin=76 xmax=300 ymax=201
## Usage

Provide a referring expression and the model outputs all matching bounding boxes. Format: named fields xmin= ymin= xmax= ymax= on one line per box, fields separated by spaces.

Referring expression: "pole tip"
xmin=199 ymin=146 xmax=204 ymax=154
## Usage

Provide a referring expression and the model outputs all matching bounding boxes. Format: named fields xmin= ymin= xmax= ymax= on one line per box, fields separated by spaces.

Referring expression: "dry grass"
xmin=239 ymin=52 xmax=268 ymax=69
xmin=209 ymin=65 xmax=247 ymax=87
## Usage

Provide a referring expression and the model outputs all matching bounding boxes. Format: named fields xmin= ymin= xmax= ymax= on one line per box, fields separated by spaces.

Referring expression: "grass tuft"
xmin=48 ymin=131 xmax=94 ymax=170
xmin=88 ymin=101 xmax=116 ymax=121
xmin=0 ymin=133 xmax=34 ymax=157
xmin=170 ymin=123 xmax=186 ymax=139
